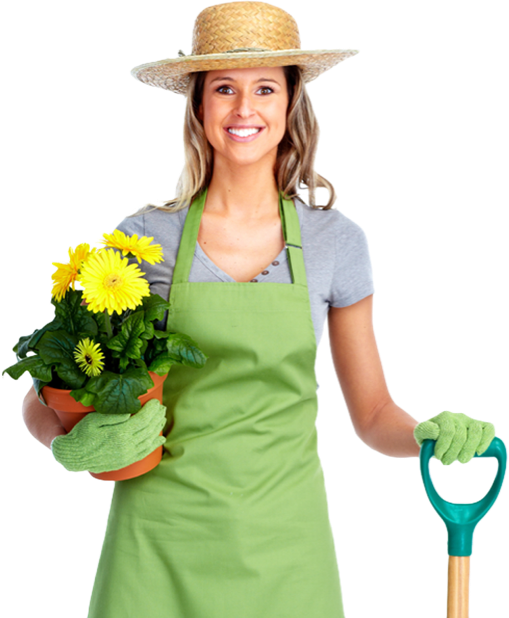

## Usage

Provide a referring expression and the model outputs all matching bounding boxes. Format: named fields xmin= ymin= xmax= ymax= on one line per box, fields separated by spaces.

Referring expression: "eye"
xmin=257 ymin=86 xmax=274 ymax=95
xmin=216 ymin=86 xmax=274 ymax=94
xmin=216 ymin=85 xmax=234 ymax=94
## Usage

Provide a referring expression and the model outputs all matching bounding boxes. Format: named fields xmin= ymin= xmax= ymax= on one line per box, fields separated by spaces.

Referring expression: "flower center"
xmin=84 ymin=354 xmax=93 ymax=366
xmin=104 ymin=272 xmax=124 ymax=289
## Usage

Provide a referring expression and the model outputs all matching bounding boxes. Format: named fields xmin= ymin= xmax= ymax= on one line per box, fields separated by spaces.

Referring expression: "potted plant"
xmin=3 ymin=230 xmax=207 ymax=480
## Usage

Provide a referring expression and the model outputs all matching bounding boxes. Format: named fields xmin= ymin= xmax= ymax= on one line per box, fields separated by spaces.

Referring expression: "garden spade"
xmin=419 ymin=437 xmax=506 ymax=617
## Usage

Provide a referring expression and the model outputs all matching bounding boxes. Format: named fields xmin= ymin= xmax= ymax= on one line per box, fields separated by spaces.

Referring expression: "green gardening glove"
xmin=51 ymin=399 xmax=167 ymax=473
xmin=413 ymin=411 xmax=495 ymax=465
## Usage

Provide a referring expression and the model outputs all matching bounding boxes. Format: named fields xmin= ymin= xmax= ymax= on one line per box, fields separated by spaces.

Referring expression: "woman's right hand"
xmin=51 ymin=399 xmax=167 ymax=473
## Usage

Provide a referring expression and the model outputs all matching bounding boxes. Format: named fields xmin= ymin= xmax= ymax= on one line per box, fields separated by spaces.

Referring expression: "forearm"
xmin=22 ymin=387 xmax=67 ymax=449
xmin=360 ymin=400 xmax=420 ymax=458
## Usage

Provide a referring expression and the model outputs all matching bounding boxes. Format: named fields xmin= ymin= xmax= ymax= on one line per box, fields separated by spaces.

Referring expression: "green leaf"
xmin=148 ymin=353 xmax=178 ymax=376
xmin=107 ymin=312 xmax=145 ymax=360
xmin=118 ymin=357 xmax=130 ymax=372
xmin=143 ymin=335 xmax=166 ymax=368
xmin=37 ymin=330 xmax=78 ymax=364
xmin=91 ymin=310 xmax=107 ymax=334
xmin=53 ymin=289 xmax=98 ymax=338
xmin=70 ymin=387 xmax=96 ymax=407
xmin=139 ymin=338 xmax=148 ymax=356
xmin=166 ymin=333 xmax=208 ymax=368
xmin=85 ymin=368 xmax=154 ymax=415
xmin=132 ymin=357 xmax=148 ymax=371
xmin=55 ymin=363 xmax=87 ymax=389
xmin=37 ymin=330 xmax=86 ymax=389
xmin=141 ymin=294 xmax=170 ymax=323
xmin=32 ymin=378 xmax=50 ymax=405
xmin=13 ymin=320 xmax=63 ymax=359
xmin=153 ymin=329 xmax=170 ymax=339
xmin=141 ymin=321 xmax=154 ymax=340
xmin=2 ymin=355 xmax=54 ymax=381
xmin=13 ymin=333 xmax=36 ymax=359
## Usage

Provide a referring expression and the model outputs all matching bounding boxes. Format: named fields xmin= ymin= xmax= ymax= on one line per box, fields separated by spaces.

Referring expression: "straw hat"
xmin=131 ymin=1 xmax=358 ymax=95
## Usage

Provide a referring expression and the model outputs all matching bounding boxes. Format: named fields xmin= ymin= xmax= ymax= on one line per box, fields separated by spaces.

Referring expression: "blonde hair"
xmin=147 ymin=65 xmax=335 ymax=213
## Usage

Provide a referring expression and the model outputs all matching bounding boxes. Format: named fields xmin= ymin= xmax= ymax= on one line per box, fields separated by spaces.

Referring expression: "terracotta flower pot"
xmin=42 ymin=372 xmax=168 ymax=481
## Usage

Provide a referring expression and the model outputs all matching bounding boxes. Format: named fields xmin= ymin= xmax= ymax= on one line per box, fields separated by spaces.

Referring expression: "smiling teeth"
xmin=228 ymin=127 xmax=260 ymax=137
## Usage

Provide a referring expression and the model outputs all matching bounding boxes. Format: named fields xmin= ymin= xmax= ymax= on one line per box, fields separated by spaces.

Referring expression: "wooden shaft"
xmin=447 ymin=556 xmax=470 ymax=618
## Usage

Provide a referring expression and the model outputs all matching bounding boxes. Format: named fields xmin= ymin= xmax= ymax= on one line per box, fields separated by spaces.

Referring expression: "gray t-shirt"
xmin=116 ymin=196 xmax=374 ymax=349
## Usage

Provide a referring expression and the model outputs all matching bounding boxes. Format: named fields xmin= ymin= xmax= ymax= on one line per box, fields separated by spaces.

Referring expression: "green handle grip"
xmin=419 ymin=437 xmax=506 ymax=556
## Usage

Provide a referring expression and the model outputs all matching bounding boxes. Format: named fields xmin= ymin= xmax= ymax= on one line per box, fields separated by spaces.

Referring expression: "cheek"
xmin=274 ymin=105 xmax=288 ymax=137
xmin=202 ymin=102 xmax=225 ymax=144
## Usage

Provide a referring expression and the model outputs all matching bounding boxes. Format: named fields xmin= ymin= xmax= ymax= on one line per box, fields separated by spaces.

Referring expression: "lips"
xmin=226 ymin=124 xmax=263 ymax=130
xmin=228 ymin=127 xmax=260 ymax=137
xmin=224 ymin=126 xmax=265 ymax=142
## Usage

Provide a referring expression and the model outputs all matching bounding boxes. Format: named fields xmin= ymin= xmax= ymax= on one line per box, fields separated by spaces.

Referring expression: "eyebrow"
xmin=209 ymin=76 xmax=281 ymax=86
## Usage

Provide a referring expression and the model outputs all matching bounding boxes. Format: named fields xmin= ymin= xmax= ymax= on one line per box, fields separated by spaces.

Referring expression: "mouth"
xmin=224 ymin=126 xmax=264 ymax=142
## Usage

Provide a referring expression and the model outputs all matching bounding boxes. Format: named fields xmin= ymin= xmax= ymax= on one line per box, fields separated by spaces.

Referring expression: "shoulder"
xmin=293 ymin=195 xmax=369 ymax=248
xmin=115 ymin=204 xmax=185 ymax=244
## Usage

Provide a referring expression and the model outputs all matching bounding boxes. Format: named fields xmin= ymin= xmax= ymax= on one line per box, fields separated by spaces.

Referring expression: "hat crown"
xmin=192 ymin=1 xmax=301 ymax=56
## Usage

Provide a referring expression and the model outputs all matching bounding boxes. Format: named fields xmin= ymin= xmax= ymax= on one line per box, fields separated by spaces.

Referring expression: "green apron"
xmin=88 ymin=189 xmax=345 ymax=617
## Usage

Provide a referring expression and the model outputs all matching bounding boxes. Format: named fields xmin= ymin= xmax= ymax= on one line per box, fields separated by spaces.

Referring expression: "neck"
xmin=205 ymin=154 xmax=280 ymax=220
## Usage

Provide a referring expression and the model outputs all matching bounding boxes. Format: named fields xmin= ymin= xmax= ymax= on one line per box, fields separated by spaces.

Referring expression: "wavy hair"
xmin=147 ymin=65 xmax=335 ymax=212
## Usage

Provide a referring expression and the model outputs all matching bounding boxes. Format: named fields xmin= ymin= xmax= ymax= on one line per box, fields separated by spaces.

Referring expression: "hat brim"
xmin=131 ymin=48 xmax=359 ymax=95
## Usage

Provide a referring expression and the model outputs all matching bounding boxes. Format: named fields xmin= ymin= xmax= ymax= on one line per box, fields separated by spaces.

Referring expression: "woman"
xmin=22 ymin=3 xmax=496 ymax=617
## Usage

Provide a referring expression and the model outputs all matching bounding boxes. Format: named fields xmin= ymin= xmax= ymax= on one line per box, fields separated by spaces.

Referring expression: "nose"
xmin=233 ymin=91 xmax=255 ymax=118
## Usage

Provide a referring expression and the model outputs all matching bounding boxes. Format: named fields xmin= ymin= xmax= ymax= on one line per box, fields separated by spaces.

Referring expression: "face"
xmin=198 ymin=66 xmax=289 ymax=169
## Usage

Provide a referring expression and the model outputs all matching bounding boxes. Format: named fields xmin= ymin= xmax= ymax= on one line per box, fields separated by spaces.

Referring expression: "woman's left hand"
xmin=414 ymin=411 xmax=496 ymax=465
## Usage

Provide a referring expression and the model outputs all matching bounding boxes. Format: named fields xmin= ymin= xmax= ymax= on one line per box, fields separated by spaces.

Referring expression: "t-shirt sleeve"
xmin=114 ymin=212 xmax=146 ymax=238
xmin=329 ymin=213 xmax=374 ymax=308
xmin=110 ymin=208 xmax=181 ymax=330
xmin=112 ymin=212 xmax=159 ymax=288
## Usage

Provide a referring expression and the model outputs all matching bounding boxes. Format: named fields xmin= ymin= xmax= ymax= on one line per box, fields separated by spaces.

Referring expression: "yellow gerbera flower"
xmin=102 ymin=229 xmax=164 ymax=265
xmin=74 ymin=338 xmax=105 ymax=377
xmin=69 ymin=242 xmax=100 ymax=271
xmin=51 ymin=242 xmax=100 ymax=301
xmin=51 ymin=264 xmax=77 ymax=302
xmin=79 ymin=249 xmax=150 ymax=315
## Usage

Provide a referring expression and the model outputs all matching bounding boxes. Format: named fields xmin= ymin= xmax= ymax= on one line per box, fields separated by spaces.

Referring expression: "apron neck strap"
xmin=172 ymin=187 xmax=308 ymax=287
